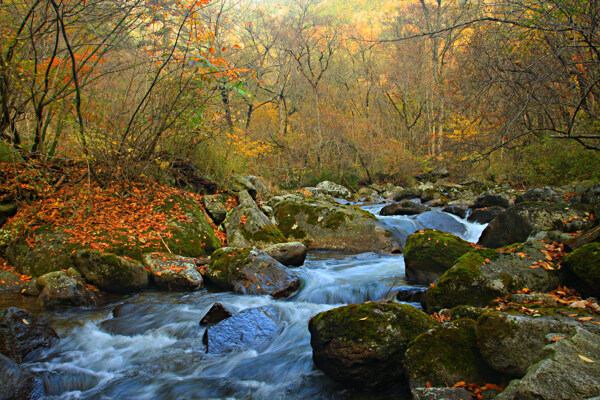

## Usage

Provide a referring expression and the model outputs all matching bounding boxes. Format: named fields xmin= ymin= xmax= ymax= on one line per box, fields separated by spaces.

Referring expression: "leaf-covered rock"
xmin=404 ymin=229 xmax=473 ymax=285
xmin=142 ymin=253 xmax=203 ymax=291
xmin=308 ymin=301 xmax=438 ymax=389
xmin=36 ymin=271 xmax=97 ymax=309
xmin=201 ymin=193 xmax=230 ymax=225
xmin=0 ymin=270 xmax=23 ymax=294
xmin=205 ymin=247 xmax=300 ymax=298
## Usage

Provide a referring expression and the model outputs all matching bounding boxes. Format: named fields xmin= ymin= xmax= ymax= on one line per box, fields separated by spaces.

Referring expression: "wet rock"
xmin=396 ymin=286 xmax=427 ymax=303
xmin=308 ymin=301 xmax=438 ymax=389
xmin=200 ymin=303 xmax=233 ymax=326
xmin=412 ymin=387 xmax=472 ymax=400
xmin=415 ymin=212 xmax=467 ymax=237
xmin=224 ymin=190 xmax=286 ymax=248
xmin=443 ymin=205 xmax=468 ymax=219
xmin=143 ymin=253 xmax=203 ymax=291
xmin=205 ymin=247 xmax=300 ymax=298
xmin=71 ymin=250 xmax=149 ymax=294
xmin=380 ymin=201 xmax=431 ymax=216
xmin=20 ymin=279 xmax=41 ymax=297
xmin=0 ymin=307 xmax=59 ymax=363
xmin=478 ymin=202 xmax=594 ymax=249
xmin=0 ymin=270 xmax=23 ymax=294
xmin=36 ymin=271 xmax=97 ymax=309
xmin=515 ymin=187 xmax=567 ymax=204
xmin=404 ymin=229 xmax=473 ymax=285
xmin=204 ymin=305 xmax=280 ymax=354
xmin=315 ymin=181 xmax=351 ymax=199
xmin=273 ymin=196 xmax=401 ymax=253
xmin=100 ymin=303 xmax=164 ymax=336
xmin=424 ymin=242 xmax=560 ymax=313
xmin=0 ymin=353 xmax=44 ymax=400
xmin=472 ymin=191 xmax=511 ymax=209
xmin=495 ymin=328 xmax=600 ymax=400
xmin=201 ymin=193 xmax=230 ymax=225
xmin=467 ymin=206 xmax=505 ymax=224
xmin=562 ymin=243 xmax=600 ymax=298
xmin=262 ymin=242 xmax=308 ymax=267
xmin=404 ymin=319 xmax=499 ymax=390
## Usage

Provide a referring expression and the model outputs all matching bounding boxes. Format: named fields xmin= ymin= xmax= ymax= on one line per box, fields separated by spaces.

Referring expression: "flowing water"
xmin=17 ymin=206 xmax=486 ymax=400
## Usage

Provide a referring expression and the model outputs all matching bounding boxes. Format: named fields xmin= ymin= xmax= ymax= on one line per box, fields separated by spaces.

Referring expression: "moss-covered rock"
xmin=273 ymin=197 xmax=401 ymax=253
xmin=71 ymin=250 xmax=149 ymax=294
xmin=201 ymin=193 xmax=230 ymax=225
xmin=404 ymin=319 xmax=501 ymax=389
xmin=404 ymin=229 xmax=473 ymax=285
xmin=0 ymin=270 xmax=23 ymax=294
xmin=228 ymin=175 xmax=258 ymax=198
xmin=424 ymin=242 xmax=560 ymax=313
xmin=142 ymin=253 xmax=203 ymax=291
xmin=562 ymin=243 xmax=600 ymax=298
xmin=308 ymin=301 xmax=438 ymax=389
xmin=478 ymin=202 xmax=594 ymax=248
xmin=449 ymin=305 xmax=488 ymax=321
xmin=36 ymin=271 xmax=97 ymax=309
xmin=205 ymin=247 xmax=300 ymax=298
xmin=224 ymin=191 xmax=286 ymax=248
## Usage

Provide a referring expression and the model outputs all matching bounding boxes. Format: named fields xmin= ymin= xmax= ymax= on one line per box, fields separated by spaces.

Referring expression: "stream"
xmin=15 ymin=206 xmax=486 ymax=400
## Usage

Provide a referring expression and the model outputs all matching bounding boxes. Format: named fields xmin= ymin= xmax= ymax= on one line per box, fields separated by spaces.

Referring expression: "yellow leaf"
xmin=579 ymin=354 xmax=595 ymax=363
xmin=359 ymin=317 xmax=368 ymax=320
xmin=22 ymin=319 xmax=29 ymax=325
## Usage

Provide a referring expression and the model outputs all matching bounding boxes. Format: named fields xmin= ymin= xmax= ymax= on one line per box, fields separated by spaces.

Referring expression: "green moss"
xmin=404 ymin=229 xmax=473 ymax=276
xmin=476 ymin=312 xmax=519 ymax=341
xmin=323 ymin=211 xmax=348 ymax=229
xmin=563 ymin=243 xmax=600 ymax=291
xmin=450 ymin=305 xmax=487 ymax=321
xmin=242 ymin=224 xmax=286 ymax=244
xmin=205 ymin=247 xmax=253 ymax=288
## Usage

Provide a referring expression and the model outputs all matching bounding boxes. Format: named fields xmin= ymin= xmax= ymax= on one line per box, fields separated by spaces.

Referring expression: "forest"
xmin=2 ymin=0 xmax=600 ymax=188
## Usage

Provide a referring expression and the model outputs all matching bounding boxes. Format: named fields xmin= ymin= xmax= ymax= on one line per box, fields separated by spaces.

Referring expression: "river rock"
xmin=205 ymin=247 xmax=300 ymax=298
xmin=476 ymin=312 xmax=600 ymax=377
xmin=415 ymin=212 xmax=467 ymax=237
xmin=273 ymin=196 xmax=401 ymax=253
xmin=71 ymin=250 xmax=149 ymax=294
xmin=201 ymin=193 xmax=230 ymax=225
xmin=467 ymin=206 xmax=505 ymax=224
xmin=200 ymin=302 xmax=233 ymax=326
xmin=0 ymin=270 xmax=23 ymax=294
xmin=404 ymin=229 xmax=473 ymax=285
xmin=380 ymin=201 xmax=430 ymax=216
xmin=36 ymin=271 xmax=97 ymax=309
xmin=472 ymin=191 xmax=511 ymax=209
xmin=515 ymin=187 xmax=567 ymax=204
xmin=411 ymin=387 xmax=472 ymax=400
xmin=224 ymin=190 xmax=286 ymax=248
xmin=478 ymin=202 xmax=594 ymax=248
xmin=495 ymin=328 xmax=600 ymax=400
xmin=388 ymin=188 xmax=422 ymax=202
xmin=404 ymin=319 xmax=499 ymax=390
xmin=262 ymin=242 xmax=308 ymax=267
xmin=396 ymin=286 xmax=427 ymax=303
xmin=442 ymin=205 xmax=468 ymax=219
xmin=0 ymin=353 xmax=44 ymax=400
xmin=308 ymin=301 xmax=438 ymax=389
xmin=562 ymin=243 xmax=600 ymax=298
xmin=204 ymin=305 xmax=280 ymax=354
xmin=424 ymin=242 xmax=560 ymax=313
xmin=315 ymin=181 xmax=351 ymax=199
xmin=142 ymin=253 xmax=203 ymax=291
xmin=0 ymin=307 xmax=59 ymax=363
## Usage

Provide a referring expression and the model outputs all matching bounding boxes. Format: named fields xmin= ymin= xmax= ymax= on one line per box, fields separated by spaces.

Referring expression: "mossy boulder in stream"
xmin=562 ymin=243 xmax=600 ymax=298
xmin=36 ymin=270 xmax=97 ymax=309
xmin=308 ymin=301 xmax=438 ymax=389
xmin=424 ymin=241 xmax=560 ymax=313
xmin=272 ymin=196 xmax=401 ymax=253
xmin=71 ymin=250 xmax=149 ymax=294
xmin=404 ymin=229 xmax=473 ymax=285
xmin=205 ymin=247 xmax=300 ymax=299
xmin=142 ymin=253 xmax=203 ymax=291
xmin=404 ymin=318 xmax=500 ymax=390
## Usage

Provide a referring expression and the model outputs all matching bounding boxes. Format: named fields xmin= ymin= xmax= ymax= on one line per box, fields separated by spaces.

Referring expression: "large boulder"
xmin=315 ymin=181 xmax=352 ymax=199
xmin=495 ymin=328 xmax=600 ymax=400
xmin=404 ymin=229 xmax=473 ymax=285
xmin=515 ymin=187 xmax=567 ymax=204
xmin=36 ymin=271 xmax=97 ymax=309
xmin=467 ymin=206 xmax=506 ymax=224
xmin=424 ymin=242 xmax=560 ymax=313
xmin=229 ymin=175 xmax=258 ymax=198
xmin=404 ymin=319 xmax=499 ymax=390
xmin=71 ymin=250 xmax=149 ymax=294
xmin=200 ymin=302 xmax=233 ymax=326
xmin=0 ymin=353 xmax=44 ymax=400
xmin=262 ymin=242 xmax=308 ymax=267
xmin=478 ymin=202 xmax=595 ymax=249
xmin=472 ymin=191 xmax=511 ymax=209
xmin=476 ymin=312 xmax=600 ymax=377
xmin=142 ymin=253 xmax=203 ymax=291
xmin=203 ymin=305 xmax=280 ymax=354
xmin=0 ymin=307 xmax=59 ymax=363
xmin=415 ymin=212 xmax=468 ymax=237
xmin=308 ymin=301 xmax=438 ymax=389
xmin=562 ymin=243 xmax=600 ymax=298
xmin=224 ymin=190 xmax=286 ymax=248
xmin=380 ymin=201 xmax=431 ymax=216
xmin=273 ymin=196 xmax=402 ymax=253
xmin=205 ymin=247 xmax=300 ymax=299
xmin=201 ymin=193 xmax=230 ymax=225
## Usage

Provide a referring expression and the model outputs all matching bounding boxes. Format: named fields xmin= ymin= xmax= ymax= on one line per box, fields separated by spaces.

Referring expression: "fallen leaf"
xmin=359 ymin=317 xmax=368 ymax=320
xmin=22 ymin=319 xmax=29 ymax=325
xmin=579 ymin=354 xmax=595 ymax=363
